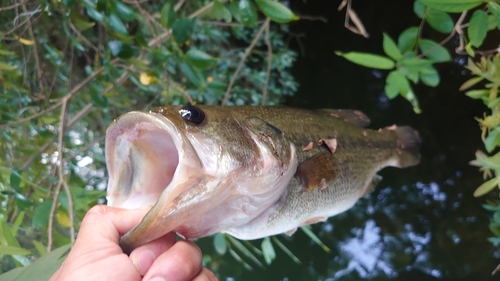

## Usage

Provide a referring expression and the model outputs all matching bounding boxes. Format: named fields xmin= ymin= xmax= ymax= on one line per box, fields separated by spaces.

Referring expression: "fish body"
xmin=105 ymin=106 xmax=420 ymax=252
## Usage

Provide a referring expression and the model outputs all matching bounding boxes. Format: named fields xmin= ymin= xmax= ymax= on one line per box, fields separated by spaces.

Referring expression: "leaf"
xmin=0 ymin=49 xmax=14 ymax=55
xmin=0 ymin=245 xmax=31 ymax=256
xmin=399 ymin=58 xmax=433 ymax=70
xmin=107 ymin=40 xmax=134 ymax=59
xmin=226 ymin=236 xmax=264 ymax=268
xmin=71 ymin=10 xmax=95 ymax=31
xmin=139 ymin=72 xmax=156 ymax=85
xmin=0 ymin=267 xmax=24 ymax=281
xmin=12 ymin=244 xmax=71 ymax=281
xmin=172 ymin=18 xmax=194 ymax=44
xmin=85 ymin=6 xmax=105 ymax=22
xmin=489 ymin=2 xmax=500 ymax=28
xmin=419 ymin=0 xmax=482 ymax=13
xmin=420 ymin=66 xmax=440 ymax=87
xmin=0 ymin=61 xmax=17 ymax=70
xmin=465 ymin=89 xmax=489 ymax=99
xmin=468 ymin=10 xmax=488 ymax=47
xmin=179 ymin=61 xmax=202 ymax=87
xmin=160 ymin=0 xmax=176 ymax=29
xmin=474 ymin=177 xmax=499 ymax=197
xmin=32 ymin=200 xmax=53 ymax=228
xmin=108 ymin=13 xmax=129 ymax=36
xmin=186 ymin=49 xmax=217 ymax=69
xmin=113 ymin=1 xmax=135 ymax=21
xmin=33 ymin=240 xmax=47 ymax=256
xmin=386 ymin=70 xmax=410 ymax=99
xmin=9 ymin=170 xmax=21 ymax=192
xmin=397 ymin=27 xmax=419 ymax=53
xmin=459 ymin=76 xmax=484 ymax=91
xmin=211 ymin=0 xmax=232 ymax=23
xmin=300 ymin=226 xmax=331 ymax=252
xmin=418 ymin=39 xmax=451 ymax=62
xmin=238 ymin=0 xmax=258 ymax=27
xmin=213 ymin=233 xmax=227 ymax=255
xmin=229 ymin=1 xmax=242 ymax=23
xmin=336 ymin=51 xmax=395 ymax=70
xmin=255 ymin=0 xmax=299 ymax=23
xmin=383 ymin=33 xmax=402 ymax=61
xmin=485 ymin=128 xmax=500 ymax=153
xmin=271 ymin=237 xmax=301 ymax=264
xmin=18 ymin=37 xmax=34 ymax=46
xmin=427 ymin=9 xmax=454 ymax=33
xmin=413 ymin=1 xmax=426 ymax=18
xmin=261 ymin=237 xmax=276 ymax=265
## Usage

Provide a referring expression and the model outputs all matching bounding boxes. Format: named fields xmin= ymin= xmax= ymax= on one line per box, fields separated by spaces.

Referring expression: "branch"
xmin=222 ymin=18 xmax=270 ymax=105
xmin=21 ymin=2 xmax=44 ymax=100
xmin=261 ymin=23 xmax=272 ymax=106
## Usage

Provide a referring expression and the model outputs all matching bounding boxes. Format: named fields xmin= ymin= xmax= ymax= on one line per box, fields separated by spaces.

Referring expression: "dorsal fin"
xmin=317 ymin=109 xmax=371 ymax=127
xmin=295 ymin=153 xmax=338 ymax=192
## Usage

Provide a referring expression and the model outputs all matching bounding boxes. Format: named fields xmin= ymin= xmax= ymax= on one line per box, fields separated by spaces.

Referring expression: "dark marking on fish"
xmin=317 ymin=109 xmax=371 ymax=127
xmin=295 ymin=153 xmax=338 ymax=192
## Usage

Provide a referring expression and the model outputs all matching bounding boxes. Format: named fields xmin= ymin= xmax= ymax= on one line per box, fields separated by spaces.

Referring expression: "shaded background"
xmin=197 ymin=1 xmax=500 ymax=280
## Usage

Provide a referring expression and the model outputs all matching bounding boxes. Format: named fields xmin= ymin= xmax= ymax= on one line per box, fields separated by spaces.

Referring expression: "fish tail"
xmin=387 ymin=125 xmax=421 ymax=168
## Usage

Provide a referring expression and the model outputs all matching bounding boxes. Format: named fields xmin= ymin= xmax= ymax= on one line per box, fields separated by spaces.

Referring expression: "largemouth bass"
xmin=105 ymin=106 xmax=420 ymax=253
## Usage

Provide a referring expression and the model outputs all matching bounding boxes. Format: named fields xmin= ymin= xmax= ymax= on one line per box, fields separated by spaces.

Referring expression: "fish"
xmin=105 ymin=106 xmax=421 ymax=253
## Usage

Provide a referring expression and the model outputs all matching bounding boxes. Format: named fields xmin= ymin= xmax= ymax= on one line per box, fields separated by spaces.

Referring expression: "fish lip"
xmin=105 ymin=110 xmax=201 ymax=209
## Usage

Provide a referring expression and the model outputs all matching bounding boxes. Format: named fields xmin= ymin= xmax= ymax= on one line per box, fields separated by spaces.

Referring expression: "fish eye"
xmin=179 ymin=106 xmax=205 ymax=124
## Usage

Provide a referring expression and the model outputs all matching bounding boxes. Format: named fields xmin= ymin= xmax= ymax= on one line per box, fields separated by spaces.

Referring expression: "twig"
xmin=0 ymin=0 xmax=29 ymax=12
xmin=298 ymin=15 xmax=328 ymax=23
xmin=0 ymin=66 xmax=105 ymax=129
xmin=222 ymin=18 xmax=270 ymax=105
xmin=171 ymin=83 xmax=195 ymax=104
xmin=21 ymin=2 xmax=44 ymax=100
xmin=339 ymin=0 xmax=368 ymax=38
xmin=67 ymin=135 xmax=106 ymax=161
xmin=68 ymin=21 xmax=103 ymax=57
xmin=261 ymin=23 xmax=272 ymax=106
xmin=20 ymin=103 xmax=94 ymax=170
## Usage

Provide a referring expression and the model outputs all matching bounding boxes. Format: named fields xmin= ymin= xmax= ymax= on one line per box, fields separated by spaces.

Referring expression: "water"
xmin=197 ymin=1 xmax=499 ymax=280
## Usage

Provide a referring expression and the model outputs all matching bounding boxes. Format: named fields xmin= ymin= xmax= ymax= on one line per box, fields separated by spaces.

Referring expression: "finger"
xmin=129 ymin=232 xmax=177 ymax=276
xmin=143 ymin=240 xmax=202 ymax=281
xmin=191 ymin=268 xmax=219 ymax=281
xmin=78 ymin=205 xmax=151 ymax=243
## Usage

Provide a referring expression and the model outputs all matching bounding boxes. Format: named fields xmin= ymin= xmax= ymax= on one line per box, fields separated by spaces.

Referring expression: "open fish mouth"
xmin=105 ymin=111 xmax=200 ymax=210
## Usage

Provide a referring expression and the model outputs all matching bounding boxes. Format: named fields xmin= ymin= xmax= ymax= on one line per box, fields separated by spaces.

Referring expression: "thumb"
xmin=77 ymin=205 xmax=151 ymax=243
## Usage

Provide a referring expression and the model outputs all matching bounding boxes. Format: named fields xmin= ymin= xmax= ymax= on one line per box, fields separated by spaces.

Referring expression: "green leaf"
xmin=261 ymin=237 xmax=276 ymax=265
xmin=468 ymin=10 xmax=488 ymax=47
xmin=397 ymin=27 xmax=419 ymax=53
xmin=386 ymin=70 xmax=410 ymax=99
xmin=465 ymin=89 xmax=489 ymax=99
xmin=383 ymin=33 xmax=402 ymax=61
xmin=229 ymin=1 xmax=242 ymax=23
xmin=238 ymin=0 xmax=258 ymax=27
xmin=300 ymin=226 xmax=331 ymax=252
xmin=32 ymin=200 xmax=53 ymax=228
xmin=9 ymin=170 xmax=21 ymax=192
xmin=485 ymin=129 xmax=500 ymax=153
xmin=160 ymin=0 xmax=176 ymax=29
xmin=113 ymin=0 xmax=135 ymax=21
xmin=420 ymin=66 xmax=440 ymax=87
xmin=107 ymin=40 xmax=134 ymax=59
xmin=413 ymin=1 xmax=426 ymax=18
xmin=459 ymin=76 xmax=484 ymax=91
xmin=488 ymin=15 xmax=498 ymax=30
xmin=85 ymin=6 xmax=105 ymax=22
xmin=427 ymin=9 xmax=454 ymax=33
xmin=12 ymin=244 xmax=71 ymax=281
xmin=172 ymin=18 xmax=194 ymax=44
xmin=336 ymin=51 xmax=395 ymax=70
xmin=399 ymin=58 xmax=433 ymax=70
xmin=186 ymin=49 xmax=217 ymax=69
xmin=108 ymin=13 xmax=129 ymax=36
xmin=0 ymin=245 xmax=31 ymax=256
xmin=271 ymin=237 xmax=301 ymax=264
xmin=419 ymin=0 xmax=482 ymax=13
xmin=179 ymin=61 xmax=202 ymax=87
xmin=255 ymin=0 xmax=299 ymax=23
xmin=70 ymin=10 xmax=95 ymax=31
xmin=418 ymin=39 xmax=451 ymax=62
xmin=474 ymin=177 xmax=499 ymax=197
xmin=0 ymin=267 xmax=24 ymax=281
xmin=211 ymin=0 xmax=232 ymax=23
xmin=213 ymin=233 xmax=227 ymax=255
xmin=0 ymin=61 xmax=18 ymax=71
xmin=226 ymin=236 xmax=264 ymax=268
xmin=0 ymin=49 xmax=14 ymax=55
xmin=489 ymin=2 xmax=500 ymax=28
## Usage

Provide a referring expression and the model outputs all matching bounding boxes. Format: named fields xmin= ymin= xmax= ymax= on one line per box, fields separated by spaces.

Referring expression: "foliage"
xmin=338 ymin=0 xmax=500 ymax=246
xmin=0 ymin=0 xmax=300 ymax=277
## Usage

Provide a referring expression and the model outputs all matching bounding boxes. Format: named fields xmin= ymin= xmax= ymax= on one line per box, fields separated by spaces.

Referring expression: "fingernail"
xmin=133 ymin=249 xmax=155 ymax=276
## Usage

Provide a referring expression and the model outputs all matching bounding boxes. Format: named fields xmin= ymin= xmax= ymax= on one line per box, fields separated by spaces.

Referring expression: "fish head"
xmin=105 ymin=106 xmax=295 ymax=252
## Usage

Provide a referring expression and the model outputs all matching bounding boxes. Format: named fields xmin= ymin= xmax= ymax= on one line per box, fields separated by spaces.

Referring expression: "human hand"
xmin=50 ymin=205 xmax=218 ymax=281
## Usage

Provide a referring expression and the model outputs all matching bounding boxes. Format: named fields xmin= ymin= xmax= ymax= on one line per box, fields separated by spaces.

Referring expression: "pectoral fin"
xmin=295 ymin=153 xmax=338 ymax=192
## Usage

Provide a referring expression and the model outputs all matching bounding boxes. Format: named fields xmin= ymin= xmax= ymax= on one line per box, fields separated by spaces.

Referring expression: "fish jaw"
xmin=105 ymin=111 xmax=202 ymax=210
